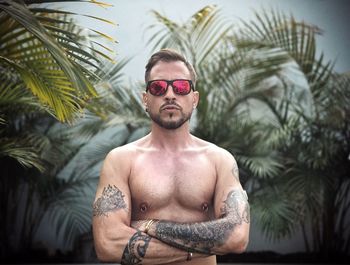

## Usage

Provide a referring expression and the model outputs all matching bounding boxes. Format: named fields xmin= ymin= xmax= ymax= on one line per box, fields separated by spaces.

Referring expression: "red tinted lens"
xmin=173 ymin=80 xmax=191 ymax=95
xmin=148 ymin=80 xmax=167 ymax=96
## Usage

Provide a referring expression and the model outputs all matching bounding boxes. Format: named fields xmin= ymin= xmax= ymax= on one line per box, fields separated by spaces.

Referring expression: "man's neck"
xmin=149 ymin=122 xmax=193 ymax=152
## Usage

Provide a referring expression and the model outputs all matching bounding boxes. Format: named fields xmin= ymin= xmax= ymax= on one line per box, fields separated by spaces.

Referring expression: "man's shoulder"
xmin=193 ymin=137 xmax=237 ymax=170
xmin=193 ymin=136 xmax=232 ymax=157
xmin=106 ymin=136 xmax=148 ymax=161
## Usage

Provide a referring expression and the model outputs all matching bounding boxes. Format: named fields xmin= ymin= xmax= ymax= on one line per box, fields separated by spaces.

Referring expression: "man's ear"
xmin=192 ymin=91 xmax=199 ymax=109
xmin=142 ymin=92 xmax=148 ymax=110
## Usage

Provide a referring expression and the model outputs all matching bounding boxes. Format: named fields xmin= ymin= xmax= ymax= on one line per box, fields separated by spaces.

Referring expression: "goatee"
xmin=148 ymin=110 xmax=192 ymax=130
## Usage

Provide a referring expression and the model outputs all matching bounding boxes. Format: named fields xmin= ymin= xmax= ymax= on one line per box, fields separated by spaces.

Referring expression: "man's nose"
xmin=164 ymin=85 xmax=176 ymax=100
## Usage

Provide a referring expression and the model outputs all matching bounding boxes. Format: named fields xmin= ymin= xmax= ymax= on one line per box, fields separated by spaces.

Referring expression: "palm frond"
xmin=44 ymin=175 xmax=98 ymax=248
xmin=0 ymin=136 xmax=45 ymax=172
xmin=234 ymin=9 xmax=334 ymax=96
xmin=252 ymin=186 xmax=298 ymax=241
xmin=0 ymin=0 xmax=116 ymax=122
xmin=0 ymin=64 xmax=45 ymax=116
xmin=147 ymin=5 xmax=232 ymax=67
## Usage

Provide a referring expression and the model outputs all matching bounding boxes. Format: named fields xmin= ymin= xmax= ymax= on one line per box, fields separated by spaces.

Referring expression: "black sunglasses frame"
xmin=146 ymin=79 xmax=195 ymax=96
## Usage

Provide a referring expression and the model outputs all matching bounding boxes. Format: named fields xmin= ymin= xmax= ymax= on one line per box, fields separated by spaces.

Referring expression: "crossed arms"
xmin=92 ymin=148 xmax=250 ymax=264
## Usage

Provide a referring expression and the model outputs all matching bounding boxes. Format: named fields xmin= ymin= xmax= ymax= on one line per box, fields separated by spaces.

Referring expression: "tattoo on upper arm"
xmin=154 ymin=188 xmax=250 ymax=254
xmin=241 ymin=190 xmax=250 ymax=223
xmin=221 ymin=189 xmax=250 ymax=224
xmin=232 ymin=162 xmax=239 ymax=180
xmin=121 ymin=231 xmax=151 ymax=265
xmin=92 ymin=184 xmax=127 ymax=217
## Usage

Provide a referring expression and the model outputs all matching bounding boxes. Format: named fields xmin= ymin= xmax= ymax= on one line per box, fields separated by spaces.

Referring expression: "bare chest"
xmin=129 ymin=152 xmax=217 ymax=220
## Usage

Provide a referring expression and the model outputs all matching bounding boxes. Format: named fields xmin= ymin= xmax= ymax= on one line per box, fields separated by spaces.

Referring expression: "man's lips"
xmin=161 ymin=104 xmax=181 ymax=111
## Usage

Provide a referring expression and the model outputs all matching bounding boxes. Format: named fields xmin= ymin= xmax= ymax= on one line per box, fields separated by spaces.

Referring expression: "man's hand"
xmin=131 ymin=220 xmax=149 ymax=232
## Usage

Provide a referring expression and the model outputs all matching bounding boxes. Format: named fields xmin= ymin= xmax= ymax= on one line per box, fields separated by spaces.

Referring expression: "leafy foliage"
xmin=0 ymin=0 xmax=119 ymax=258
xmin=0 ymin=0 xmax=115 ymax=123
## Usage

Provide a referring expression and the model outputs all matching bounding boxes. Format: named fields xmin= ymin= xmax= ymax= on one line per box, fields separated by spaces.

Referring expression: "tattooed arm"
xmin=133 ymin=149 xmax=250 ymax=255
xmin=92 ymin=147 xmax=208 ymax=264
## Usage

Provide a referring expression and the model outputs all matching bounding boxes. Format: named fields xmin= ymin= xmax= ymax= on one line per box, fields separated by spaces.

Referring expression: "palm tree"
xmin=0 ymin=0 xmax=115 ymax=170
xmin=0 ymin=52 xmax=148 ymax=259
xmin=268 ymin=72 xmax=350 ymax=255
xmin=231 ymin=10 xmax=350 ymax=256
xmin=0 ymin=0 xmax=117 ymax=258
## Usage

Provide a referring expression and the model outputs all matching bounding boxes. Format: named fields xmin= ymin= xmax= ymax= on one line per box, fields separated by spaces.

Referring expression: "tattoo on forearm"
xmin=232 ymin=162 xmax=239 ymax=180
xmin=155 ymin=218 xmax=233 ymax=254
xmin=154 ymin=188 xmax=249 ymax=254
xmin=92 ymin=184 xmax=127 ymax=217
xmin=121 ymin=231 xmax=151 ymax=265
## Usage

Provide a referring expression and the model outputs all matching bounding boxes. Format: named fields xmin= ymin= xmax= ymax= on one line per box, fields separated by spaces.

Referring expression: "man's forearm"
xmin=135 ymin=189 xmax=250 ymax=255
xmin=149 ymin=216 xmax=237 ymax=254
xmin=121 ymin=231 xmax=151 ymax=264
xmin=121 ymin=230 xmax=208 ymax=265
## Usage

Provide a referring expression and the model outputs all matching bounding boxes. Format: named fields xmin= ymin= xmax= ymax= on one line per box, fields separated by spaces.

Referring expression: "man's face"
xmin=143 ymin=60 xmax=199 ymax=130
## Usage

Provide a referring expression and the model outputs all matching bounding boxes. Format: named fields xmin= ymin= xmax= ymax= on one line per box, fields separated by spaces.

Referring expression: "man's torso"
xmin=127 ymin=139 xmax=219 ymax=264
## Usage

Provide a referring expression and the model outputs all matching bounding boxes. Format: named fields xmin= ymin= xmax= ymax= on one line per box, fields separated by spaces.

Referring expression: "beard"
xmin=148 ymin=108 xmax=192 ymax=130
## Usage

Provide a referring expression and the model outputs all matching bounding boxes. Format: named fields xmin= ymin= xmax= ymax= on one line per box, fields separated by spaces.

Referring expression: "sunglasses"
xmin=146 ymin=79 xmax=194 ymax=96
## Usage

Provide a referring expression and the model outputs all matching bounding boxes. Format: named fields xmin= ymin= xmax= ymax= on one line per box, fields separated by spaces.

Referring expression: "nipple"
xmin=140 ymin=202 xmax=149 ymax=213
xmin=201 ymin=202 xmax=209 ymax=212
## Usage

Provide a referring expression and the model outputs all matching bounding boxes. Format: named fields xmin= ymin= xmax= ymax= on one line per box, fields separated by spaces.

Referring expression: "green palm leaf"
xmin=0 ymin=136 xmax=45 ymax=171
xmin=45 ymin=174 xmax=98 ymax=248
xmin=0 ymin=65 xmax=45 ymax=114
xmin=147 ymin=5 xmax=232 ymax=66
xmin=0 ymin=0 xmax=115 ymax=122
xmin=252 ymin=186 xmax=298 ymax=241
xmin=234 ymin=9 xmax=334 ymax=95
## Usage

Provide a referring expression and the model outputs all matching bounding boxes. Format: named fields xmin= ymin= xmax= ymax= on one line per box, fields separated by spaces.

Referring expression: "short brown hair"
xmin=145 ymin=49 xmax=197 ymax=85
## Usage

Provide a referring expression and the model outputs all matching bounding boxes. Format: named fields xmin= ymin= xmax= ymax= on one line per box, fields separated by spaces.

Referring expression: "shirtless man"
xmin=92 ymin=49 xmax=250 ymax=264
